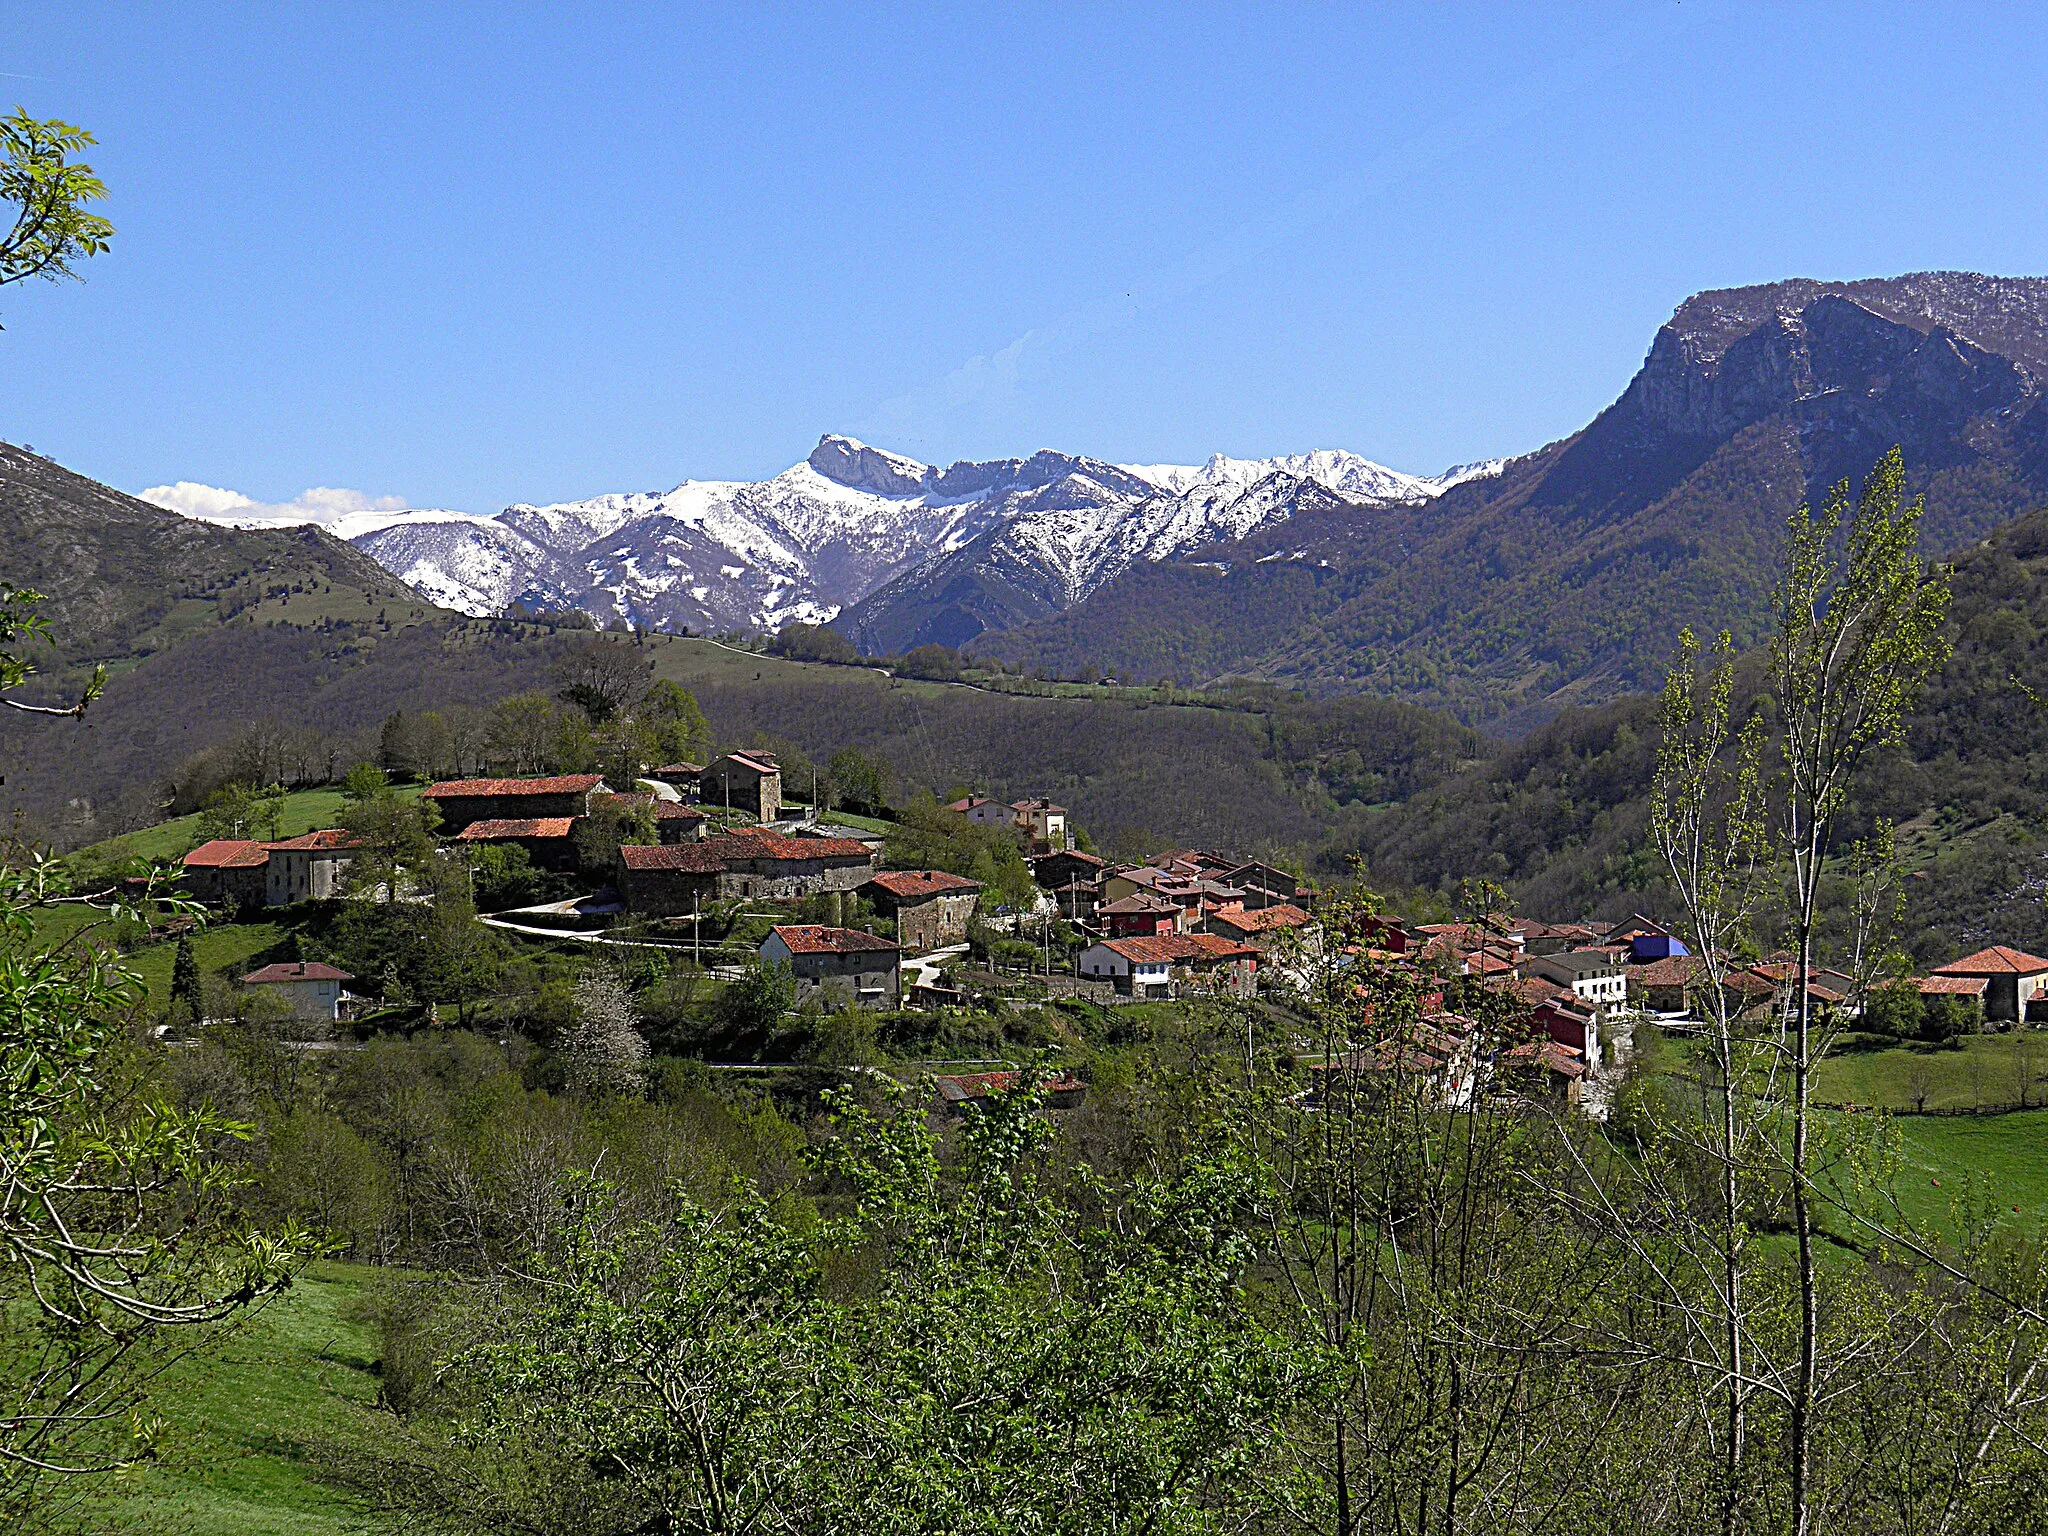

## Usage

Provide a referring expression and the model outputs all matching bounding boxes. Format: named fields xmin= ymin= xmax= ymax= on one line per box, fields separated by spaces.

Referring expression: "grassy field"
xmin=1814 ymin=1031 xmax=2048 ymax=1114
xmin=80 ymin=784 xmax=424 ymax=865
xmin=62 ymin=1262 xmax=401 ymax=1536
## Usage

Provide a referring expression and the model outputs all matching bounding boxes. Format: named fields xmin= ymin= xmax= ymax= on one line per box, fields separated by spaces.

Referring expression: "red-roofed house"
xmin=182 ymin=839 xmax=271 ymax=907
xmin=945 ymin=793 xmax=1015 ymax=828
xmin=760 ymin=925 xmax=901 ymax=1008
xmin=1077 ymin=933 xmax=1258 ymax=999
xmin=1202 ymin=902 xmax=1322 ymax=957
xmin=616 ymin=842 xmax=726 ymax=915
xmin=699 ymin=751 xmax=782 ymax=822
xmin=1101 ymin=892 xmax=1181 ymax=938
xmin=861 ymin=869 xmax=983 ymax=951
xmin=424 ymin=774 xmax=609 ymax=834
xmin=1932 ymin=946 xmax=2048 ymax=1022
xmin=240 ymin=960 xmax=355 ymax=1022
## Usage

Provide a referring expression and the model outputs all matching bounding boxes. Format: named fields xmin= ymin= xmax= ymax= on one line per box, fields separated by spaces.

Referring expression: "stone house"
xmin=934 ymin=1069 xmax=1086 ymax=1116
xmin=699 ymin=750 xmax=782 ymax=823
xmin=424 ymin=774 xmax=609 ymax=834
xmin=263 ymin=830 xmax=359 ymax=905
xmin=1203 ymin=902 xmax=1321 ymax=956
xmin=615 ymin=842 xmax=726 ymax=917
xmin=861 ymin=870 xmax=983 ymax=952
xmin=705 ymin=830 xmax=876 ymax=899
xmin=182 ymin=839 xmax=271 ymax=907
xmin=759 ymin=925 xmax=901 ymax=1008
xmin=1931 ymin=946 xmax=2048 ymax=1023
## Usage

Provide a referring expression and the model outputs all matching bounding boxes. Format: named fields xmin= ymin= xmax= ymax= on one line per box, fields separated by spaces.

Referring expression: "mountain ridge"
xmin=149 ymin=434 xmax=1492 ymax=640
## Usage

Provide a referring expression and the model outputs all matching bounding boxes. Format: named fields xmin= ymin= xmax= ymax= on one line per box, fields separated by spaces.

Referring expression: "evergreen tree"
xmin=170 ymin=933 xmax=200 ymax=1010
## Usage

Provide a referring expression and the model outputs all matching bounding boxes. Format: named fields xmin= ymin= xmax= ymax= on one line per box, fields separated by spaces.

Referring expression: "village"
xmin=169 ymin=748 xmax=2045 ymax=1121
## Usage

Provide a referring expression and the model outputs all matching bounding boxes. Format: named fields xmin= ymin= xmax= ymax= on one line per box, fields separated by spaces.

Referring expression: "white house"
xmin=1525 ymin=949 xmax=1629 ymax=1009
xmin=1010 ymin=797 xmax=1068 ymax=848
xmin=240 ymin=960 xmax=355 ymax=1022
xmin=1079 ymin=936 xmax=1174 ymax=999
xmin=944 ymin=794 xmax=1015 ymax=828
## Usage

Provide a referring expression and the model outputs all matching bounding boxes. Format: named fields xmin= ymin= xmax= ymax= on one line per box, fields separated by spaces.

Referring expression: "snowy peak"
xmin=1120 ymin=448 xmax=1502 ymax=503
xmin=806 ymin=433 xmax=931 ymax=496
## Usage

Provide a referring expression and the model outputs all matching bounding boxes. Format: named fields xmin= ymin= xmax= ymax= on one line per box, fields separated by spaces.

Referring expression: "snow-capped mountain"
xmin=182 ymin=433 xmax=1501 ymax=640
xmin=1118 ymin=448 xmax=1502 ymax=503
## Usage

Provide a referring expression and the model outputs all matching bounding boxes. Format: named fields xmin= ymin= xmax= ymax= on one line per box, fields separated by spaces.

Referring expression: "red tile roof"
xmin=654 ymin=801 xmax=707 ymax=820
xmin=242 ymin=960 xmax=353 ymax=985
xmin=865 ymin=869 xmax=983 ymax=899
xmin=766 ymin=924 xmax=899 ymax=956
xmin=1916 ymin=974 xmax=1990 ymax=997
xmin=265 ymin=829 xmax=360 ymax=851
xmin=1934 ymin=945 xmax=2048 ymax=977
xmin=1212 ymin=903 xmax=1313 ymax=933
xmin=1100 ymin=934 xmax=1256 ymax=966
xmin=184 ymin=839 xmax=269 ymax=869
xmin=711 ymin=829 xmax=873 ymax=861
xmin=651 ymin=762 xmax=704 ymax=778
xmin=619 ymin=843 xmax=728 ymax=873
xmin=945 ymin=794 xmax=997 ymax=812
xmin=425 ymin=774 xmax=606 ymax=798
xmin=716 ymin=750 xmax=780 ymax=775
xmin=1100 ymin=892 xmax=1177 ymax=914
xmin=1011 ymin=797 xmax=1066 ymax=814
xmin=1631 ymin=955 xmax=1703 ymax=988
xmin=455 ymin=817 xmax=577 ymax=840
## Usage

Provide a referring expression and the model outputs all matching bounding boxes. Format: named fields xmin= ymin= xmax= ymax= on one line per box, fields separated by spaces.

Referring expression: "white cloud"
xmin=136 ymin=480 xmax=494 ymax=541
xmin=138 ymin=480 xmax=410 ymax=528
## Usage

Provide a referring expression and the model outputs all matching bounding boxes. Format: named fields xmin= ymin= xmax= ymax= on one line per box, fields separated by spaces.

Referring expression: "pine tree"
xmin=170 ymin=934 xmax=200 ymax=1010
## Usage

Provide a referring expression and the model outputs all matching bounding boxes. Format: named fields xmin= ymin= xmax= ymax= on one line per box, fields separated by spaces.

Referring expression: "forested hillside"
xmin=1346 ymin=495 xmax=2048 ymax=959
xmin=0 ymin=443 xmax=581 ymax=840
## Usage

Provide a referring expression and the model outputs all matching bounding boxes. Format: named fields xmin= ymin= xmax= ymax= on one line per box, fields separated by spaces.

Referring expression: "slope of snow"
xmin=1121 ymin=449 xmax=1503 ymax=503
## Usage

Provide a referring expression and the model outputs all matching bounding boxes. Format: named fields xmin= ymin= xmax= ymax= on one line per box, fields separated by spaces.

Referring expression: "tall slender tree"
xmin=1769 ymin=446 xmax=1950 ymax=1533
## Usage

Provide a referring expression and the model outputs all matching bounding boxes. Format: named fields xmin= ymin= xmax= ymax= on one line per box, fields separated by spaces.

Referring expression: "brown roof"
xmin=865 ymin=870 xmax=983 ymax=899
xmin=1033 ymin=848 xmax=1106 ymax=870
xmin=425 ymin=774 xmax=605 ymax=798
xmin=265 ymin=829 xmax=360 ymax=851
xmin=455 ymin=817 xmax=577 ymax=840
xmin=1100 ymin=933 xmax=1257 ymax=966
xmin=767 ymin=924 xmax=899 ymax=956
xmin=1916 ymin=974 xmax=1991 ymax=997
xmin=619 ymin=843 xmax=728 ymax=873
xmin=1011 ymin=797 xmax=1066 ymax=814
xmin=242 ymin=960 xmax=353 ymax=985
xmin=1503 ymin=1038 xmax=1588 ymax=1079
xmin=1934 ymin=945 xmax=2048 ymax=977
xmin=713 ymin=750 xmax=779 ymax=776
xmin=945 ymin=794 xmax=997 ymax=812
xmin=653 ymin=800 xmax=707 ymax=820
xmin=1631 ymin=955 xmax=1703 ymax=987
xmin=184 ymin=839 xmax=269 ymax=869
xmin=713 ymin=829 xmax=873 ymax=860
xmin=1213 ymin=903 xmax=1313 ymax=933
xmin=651 ymin=762 xmax=704 ymax=778
xmin=1100 ymin=892 xmax=1178 ymax=914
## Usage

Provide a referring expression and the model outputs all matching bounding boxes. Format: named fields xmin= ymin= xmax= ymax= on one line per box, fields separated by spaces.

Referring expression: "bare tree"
xmin=1648 ymin=625 xmax=1769 ymax=1536
xmin=556 ymin=637 xmax=651 ymax=724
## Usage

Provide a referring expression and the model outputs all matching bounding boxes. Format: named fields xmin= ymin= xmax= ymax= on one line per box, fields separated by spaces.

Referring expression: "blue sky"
xmin=3 ymin=3 xmax=2046 ymax=515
